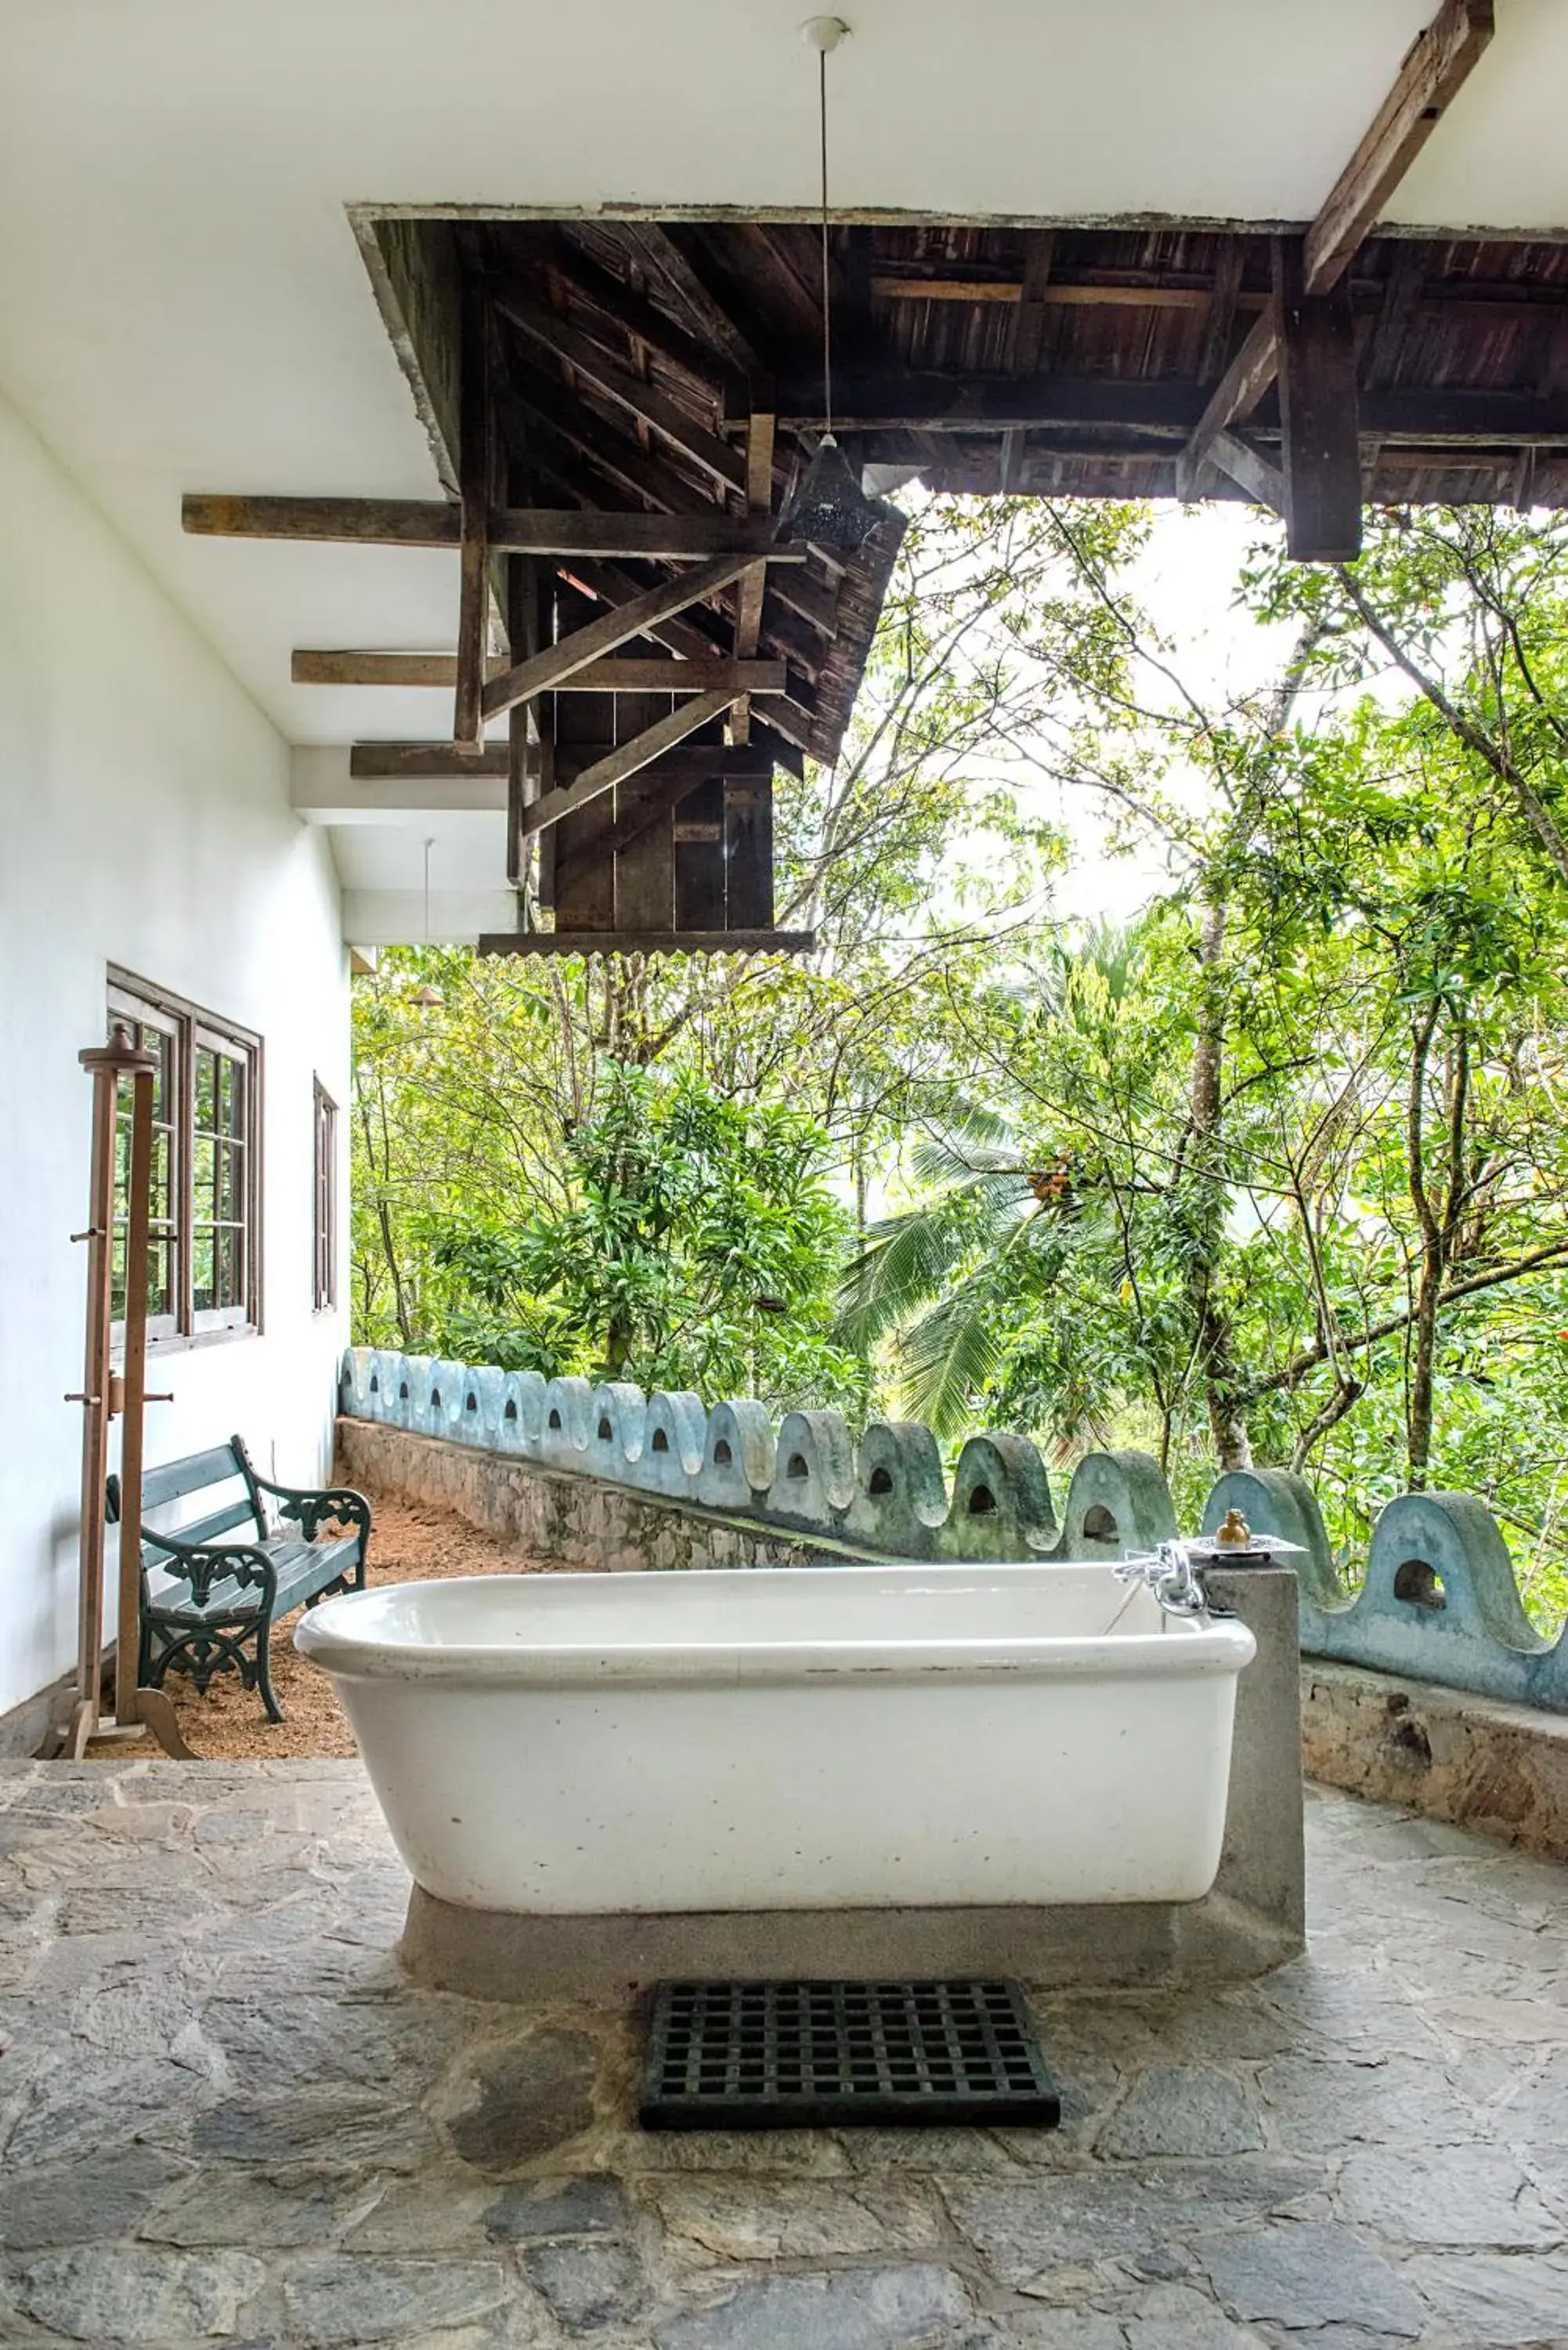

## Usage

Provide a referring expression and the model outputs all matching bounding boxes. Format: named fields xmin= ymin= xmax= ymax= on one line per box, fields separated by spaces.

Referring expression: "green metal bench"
xmin=107 ymin=1436 xmax=370 ymax=1723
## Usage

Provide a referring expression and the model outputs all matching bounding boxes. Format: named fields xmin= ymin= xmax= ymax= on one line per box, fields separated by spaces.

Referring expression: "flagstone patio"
xmin=2 ymin=1762 xmax=1566 ymax=2349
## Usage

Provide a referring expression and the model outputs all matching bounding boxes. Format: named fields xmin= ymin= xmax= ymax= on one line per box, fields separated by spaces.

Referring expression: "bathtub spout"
xmin=1116 ymin=1541 xmax=1209 ymax=1619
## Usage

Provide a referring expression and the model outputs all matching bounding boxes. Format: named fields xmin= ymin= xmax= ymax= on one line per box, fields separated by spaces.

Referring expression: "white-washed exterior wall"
xmin=0 ymin=385 xmax=349 ymax=1720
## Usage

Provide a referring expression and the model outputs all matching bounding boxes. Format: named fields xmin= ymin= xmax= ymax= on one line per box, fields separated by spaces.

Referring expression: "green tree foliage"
xmin=425 ymin=1061 xmax=857 ymax=1405
xmin=354 ymin=490 xmax=1568 ymax=1623
xmin=351 ymin=497 xmax=1141 ymax=1391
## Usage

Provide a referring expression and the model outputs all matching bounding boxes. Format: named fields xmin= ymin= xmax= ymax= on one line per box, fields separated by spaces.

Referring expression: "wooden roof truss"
xmin=182 ymin=0 xmax=1568 ymax=951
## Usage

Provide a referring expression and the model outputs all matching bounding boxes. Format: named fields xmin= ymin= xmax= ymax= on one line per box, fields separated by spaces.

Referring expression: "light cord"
xmin=818 ymin=45 xmax=833 ymax=441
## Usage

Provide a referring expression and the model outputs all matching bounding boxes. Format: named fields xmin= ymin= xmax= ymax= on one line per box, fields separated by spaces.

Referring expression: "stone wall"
xmin=1302 ymin=1658 xmax=1568 ymax=1866
xmin=338 ymin=1349 xmax=1181 ymax=1567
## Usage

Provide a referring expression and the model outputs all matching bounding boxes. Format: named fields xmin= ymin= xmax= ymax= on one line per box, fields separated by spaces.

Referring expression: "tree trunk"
xmin=1404 ymin=1014 xmax=1469 ymax=1491
xmin=1187 ymin=898 xmax=1254 ymax=1473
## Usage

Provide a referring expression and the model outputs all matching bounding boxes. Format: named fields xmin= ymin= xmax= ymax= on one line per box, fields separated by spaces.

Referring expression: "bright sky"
xmin=1028 ymin=499 xmax=1302 ymax=925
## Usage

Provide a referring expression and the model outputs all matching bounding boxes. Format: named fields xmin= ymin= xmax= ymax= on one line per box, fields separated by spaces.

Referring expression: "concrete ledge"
xmin=336 ymin=1416 xmax=873 ymax=1574
xmin=399 ymin=1882 xmax=1303 ymax=2002
xmin=1303 ymin=1656 xmax=1568 ymax=1865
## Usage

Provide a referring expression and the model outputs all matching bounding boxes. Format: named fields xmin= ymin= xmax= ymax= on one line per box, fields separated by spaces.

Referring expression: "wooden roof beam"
xmin=1276 ymin=243 xmax=1364 ymax=560
xmin=534 ymin=237 xmax=741 ymax=396
xmin=1304 ymin=0 xmax=1494 ymax=297
xmin=1206 ymin=430 xmax=1285 ymax=516
xmin=478 ymin=928 xmax=814 ymax=959
xmin=785 ymin=378 xmax=1568 ymax=443
xmin=350 ymin=740 xmax=775 ymax=783
xmin=295 ymin=652 xmax=786 ymax=692
xmin=564 ymin=559 xmax=725 ymax=664
xmin=183 ymin=494 xmax=459 ymax=544
xmin=509 ymin=382 xmax=721 ymax=518
xmin=186 ymin=495 xmax=800 ymax=562
xmin=482 ymin=552 xmax=756 ymax=722
xmin=1175 ymin=0 xmax=1494 ymax=504
xmin=731 ymin=396 xmax=776 ymax=748
xmin=493 ymin=511 xmax=796 ymax=559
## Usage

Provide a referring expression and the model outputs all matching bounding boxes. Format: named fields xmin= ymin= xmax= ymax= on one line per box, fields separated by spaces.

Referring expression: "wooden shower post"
xmin=66 ymin=1025 xmax=192 ymax=1760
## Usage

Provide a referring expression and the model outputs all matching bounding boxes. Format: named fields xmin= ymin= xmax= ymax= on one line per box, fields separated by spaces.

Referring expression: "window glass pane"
xmin=193 ymin=1132 xmax=216 ymax=1213
xmin=151 ymin=1130 xmax=173 ymax=1223
xmin=147 ymin=1241 xmax=173 ymax=1320
xmin=219 ymin=1224 xmax=244 ymax=1309
xmin=195 ymin=1047 xmax=216 ymax=1133
xmin=219 ymin=1141 xmax=244 ymax=1224
xmin=112 ymin=1039 xmax=177 ymax=1328
xmin=151 ymin=1031 xmax=173 ymax=1122
xmin=192 ymin=1229 xmax=215 ymax=1313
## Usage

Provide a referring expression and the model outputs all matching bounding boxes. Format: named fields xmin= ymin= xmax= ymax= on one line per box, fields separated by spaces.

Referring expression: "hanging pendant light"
xmin=777 ymin=16 xmax=889 ymax=555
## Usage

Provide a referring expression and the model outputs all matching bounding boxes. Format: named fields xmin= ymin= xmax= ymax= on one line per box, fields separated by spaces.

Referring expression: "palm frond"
xmin=837 ymin=1200 xmax=977 ymax=1350
xmin=895 ymin=1280 xmax=1011 ymax=1437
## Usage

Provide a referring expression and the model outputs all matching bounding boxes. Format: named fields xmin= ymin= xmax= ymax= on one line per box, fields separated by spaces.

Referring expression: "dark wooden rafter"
xmin=619 ymin=223 xmax=763 ymax=374
xmin=481 ymin=551 xmax=764 ymax=721
xmin=490 ymin=512 xmax=789 ymax=557
xmin=1207 ymin=430 xmax=1285 ymax=516
xmin=454 ymin=277 xmax=491 ymax=748
xmin=1002 ymin=233 xmax=1055 ymax=490
xmin=497 ymin=295 xmax=745 ymax=494
xmin=1366 ymin=240 xmax=1430 ymax=386
xmin=731 ymin=389 xmax=776 ymax=747
xmin=532 ymin=235 xmax=739 ymax=397
xmin=1303 ymin=0 xmax=1495 ymax=295
xmin=519 ymin=689 xmax=742 ymax=836
xmin=773 ymin=375 xmax=1565 ymax=443
xmin=505 ymin=541 xmax=542 ymax=891
xmin=1197 ymin=240 xmax=1247 ymax=382
xmin=564 ymin=558 xmax=723 ymax=663
xmin=1176 ymin=0 xmax=1495 ymax=501
xmin=509 ymin=372 xmax=718 ymax=516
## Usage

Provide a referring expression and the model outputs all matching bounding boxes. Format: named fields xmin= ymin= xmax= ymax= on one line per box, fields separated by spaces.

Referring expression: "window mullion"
xmin=178 ymin=1010 xmax=195 ymax=1336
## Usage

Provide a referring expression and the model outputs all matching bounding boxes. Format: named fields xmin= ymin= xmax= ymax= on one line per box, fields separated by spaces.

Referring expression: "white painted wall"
xmin=0 ymin=386 xmax=350 ymax=1724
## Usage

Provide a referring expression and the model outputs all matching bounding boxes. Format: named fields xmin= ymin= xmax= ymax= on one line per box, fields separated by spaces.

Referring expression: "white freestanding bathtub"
xmin=295 ymin=1561 xmax=1255 ymax=1915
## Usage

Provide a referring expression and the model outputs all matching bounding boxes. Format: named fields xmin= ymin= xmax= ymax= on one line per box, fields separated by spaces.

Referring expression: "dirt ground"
xmin=89 ymin=1485 xmax=551 ymax=1762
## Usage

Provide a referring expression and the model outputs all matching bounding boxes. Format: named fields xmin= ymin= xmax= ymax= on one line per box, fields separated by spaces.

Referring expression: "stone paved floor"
xmin=2 ymin=1766 xmax=1566 ymax=2349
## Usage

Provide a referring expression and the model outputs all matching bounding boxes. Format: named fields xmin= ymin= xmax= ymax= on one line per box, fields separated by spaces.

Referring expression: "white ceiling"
xmin=4 ymin=0 xmax=1564 ymax=936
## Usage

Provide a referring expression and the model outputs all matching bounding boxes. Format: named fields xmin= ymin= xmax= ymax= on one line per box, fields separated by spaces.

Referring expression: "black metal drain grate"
xmin=640 ymin=1979 xmax=1060 ymax=2131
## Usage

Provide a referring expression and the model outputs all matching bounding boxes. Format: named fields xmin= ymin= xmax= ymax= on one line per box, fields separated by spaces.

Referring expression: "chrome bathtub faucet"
xmin=1115 ymin=1541 xmax=1209 ymax=1620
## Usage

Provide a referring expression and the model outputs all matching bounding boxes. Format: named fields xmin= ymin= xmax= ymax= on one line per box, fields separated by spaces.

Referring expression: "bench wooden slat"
xmin=146 ymin=1532 xmax=360 ymax=1622
xmin=143 ymin=1499 xmax=258 ymax=1556
xmin=140 ymin=1444 xmax=247 ymax=1511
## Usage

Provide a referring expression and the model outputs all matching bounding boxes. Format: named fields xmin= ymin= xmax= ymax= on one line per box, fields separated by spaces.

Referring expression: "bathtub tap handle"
xmin=1115 ymin=1541 xmax=1209 ymax=1620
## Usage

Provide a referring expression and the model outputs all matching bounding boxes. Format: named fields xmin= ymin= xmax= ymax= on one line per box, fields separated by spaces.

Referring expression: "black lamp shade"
xmin=777 ymin=435 xmax=887 ymax=554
